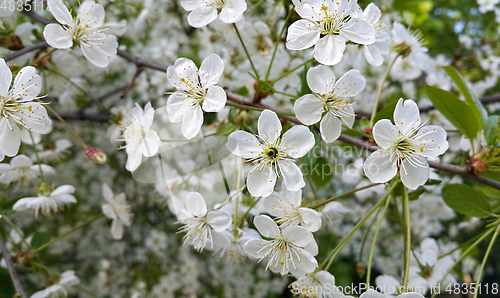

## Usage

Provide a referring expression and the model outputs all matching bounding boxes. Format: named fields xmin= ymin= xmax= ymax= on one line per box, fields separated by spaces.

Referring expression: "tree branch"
xmin=0 ymin=234 xmax=27 ymax=298
xmin=2 ymin=42 xmax=48 ymax=62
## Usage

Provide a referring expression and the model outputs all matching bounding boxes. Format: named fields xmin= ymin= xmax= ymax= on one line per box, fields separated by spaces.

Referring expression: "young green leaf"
xmin=444 ymin=66 xmax=488 ymax=127
xmin=425 ymin=85 xmax=481 ymax=140
xmin=442 ymin=184 xmax=493 ymax=218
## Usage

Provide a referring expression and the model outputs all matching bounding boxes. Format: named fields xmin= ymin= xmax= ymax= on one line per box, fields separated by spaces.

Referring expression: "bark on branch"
xmin=0 ymin=234 xmax=27 ymax=298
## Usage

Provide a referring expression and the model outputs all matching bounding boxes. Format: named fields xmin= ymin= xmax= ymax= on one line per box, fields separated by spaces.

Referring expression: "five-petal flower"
xmin=363 ymin=99 xmax=449 ymax=189
xmin=43 ymin=0 xmax=119 ymax=67
xmin=227 ymin=110 xmax=315 ymax=197
xmin=294 ymin=66 xmax=365 ymax=143
xmin=286 ymin=0 xmax=376 ymax=65
xmin=167 ymin=54 xmax=227 ymax=140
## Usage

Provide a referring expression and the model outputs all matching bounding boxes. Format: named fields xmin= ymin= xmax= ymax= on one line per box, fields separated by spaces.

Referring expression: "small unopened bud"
xmin=86 ymin=147 xmax=107 ymax=165
xmin=356 ymin=261 xmax=366 ymax=278
xmin=472 ymin=159 xmax=488 ymax=173
xmin=16 ymin=252 xmax=32 ymax=268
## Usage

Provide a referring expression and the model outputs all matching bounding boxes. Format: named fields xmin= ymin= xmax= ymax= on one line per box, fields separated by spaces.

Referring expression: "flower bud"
xmin=356 ymin=261 xmax=366 ymax=278
xmin=86 ymin=147 xmax=107 ymax=165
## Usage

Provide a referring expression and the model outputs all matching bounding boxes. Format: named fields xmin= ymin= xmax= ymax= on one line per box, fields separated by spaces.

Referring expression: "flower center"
xmin=205 ymin=0 xmax=226 ymax=9
xmin=265 ymin=147 xmax=279 ymax=158
xmin=318 ymin=6 xmax=347 ymax=36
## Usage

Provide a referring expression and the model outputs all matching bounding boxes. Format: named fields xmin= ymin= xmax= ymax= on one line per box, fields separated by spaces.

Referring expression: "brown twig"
xmin=122 ymin=67 xmax=144 ymax=98
xmin=0 ymin=234 xmax=27 ymax=298
xmin=2 ymin=42 xmax=48 ymax=62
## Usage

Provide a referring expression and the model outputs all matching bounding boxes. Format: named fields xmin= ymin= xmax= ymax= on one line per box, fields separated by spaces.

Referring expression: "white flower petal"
xmin=333 ymin=69 xmax=366 ymax=98
xmin=363 ymin=149 xmax=398 ymax=183
xmin=51 ymin=185 xmax=75 ymax=196
xmin=258 ymin=110 xmax=282 ymax=144
xmin=286 ymin=19 xmax=320 ymax=51
xmin=185 ymin=192 xmax=207 ymax=217
xmin=125 ymin=148 xmax=142 ymax=172
xmin=167 ymin=58 xmax=199 ymax=92
xmin=207 ymin=209 xmax=232 ymax=231
xmin=394 ymin=98 xmax=421 ymax=136
xmin=226 ymin=131 xmax=262 ymax=158
xmin=413 ymin=125 xmax=449 ymax=158
xmin=281 ymin=125 xmax=315 ymax=158
xmin=298 ymin=207 xmax=322 ymax=232
xmin=202 ymin=85 xmax=226 ymax=112
xmin=181 ymin=105 xmax=203 ymax=140
xmin=320 ymin=111 xmax=342 ymax=143
xmin=281 ymin=225 xmax=311 ymax=247
xmin=219 ymin=0 xmax=247 ymax=23
xmin=314 ymin=35 xmax=346 ymax=66
xmin=187 ymin=5 xmax=218 ymax=28
xmin=47 ymin=0 xmax=73 ymax=25
xmin=280 ymin=159 xmax=305 ymax=191
xmin=400 ymin=157 xmax=429 ymax=190
xmin=139 ymin=130 xmax=161 ymax=157
xmin=364 ymin=44 xmax=384 ymax=66
xmin=78 ymin=0 xmax=105 ymax=28
xmin=0 ymin=58 xmax=12 ymax=97
xmin=167 ymin=92 xmax=191 ymax=123
xmin=253 ymin=215 xmax=280 ymax=238
xmin=81 ymin=43 xmax=109 ymax=67
xmin=111 ymin=219 xmax=124 ymax=239
xmin=247 ymin=163 xmax=277 ymax=197
xmin=0 ymin=118 xmax=21 ymax=157
xmin=306 ymin=65 xmax=336 ymax=95
xmin=341 ymin=18 xmax=376 ymax=45
xmin=98 ymin=35 xmax=118 ymax=57
xmin=199 ymin=54 xmax=224 ymax=87
xmin=13 ymin=66 xmax=42 ymax=101
xmin=373 ymin=119 xmax=399 ymax=150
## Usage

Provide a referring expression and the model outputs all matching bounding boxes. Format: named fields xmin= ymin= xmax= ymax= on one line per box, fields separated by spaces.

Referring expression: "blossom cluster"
xmin=0 ymin=0 xmax=499 ymax=297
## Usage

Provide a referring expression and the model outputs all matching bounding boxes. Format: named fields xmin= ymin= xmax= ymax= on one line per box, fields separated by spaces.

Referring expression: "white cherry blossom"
xmin=31 ymin=270 xmax=80 ymax=298
xmin=0 ymin=155 xmax=54 ymax=184
xmin=392 ymin=22 xmax=430 ymax=70
xmin=118 ymin=102 xmax=162 ymax=172
xmin=286 ymin=0 xmax=376 ymax=65
xmin=0 ymin=59 xmax=51 ymax=159
xmin=408 ymin=238 xmax=456 ymax=293
xmin=358 ymin=3 xmax=391 ymax=66
xmin=294 ymin=66 xmax=366 ymax=143
xmin=363 ymin=99 xmax=448 ymax=189
xmin=43 ymin=0 xmax=119 ymax=67
xmin=264 ymin=183 xmax=322 ymax=232
xmin=175 ymin=192 xmax=232 ymax=252
xmin=212 ymin=228 xmax=261 ymax=264
xmin=227 ymin=110 xmax=315 ymax=197
xmin=181 ymin=0 xmax=247 ymax=28
xmin=167 ymin=54 xmax=227 ymax=139
xmin=243 ymin=215 xmax=318 ymax=276
xmin=289 ymin=270 xmax=345 ymax=298
xmin=102 ymin=183 xmax=133 ymax=240
xmin=13 ymin=185 xmax=77 ymax=217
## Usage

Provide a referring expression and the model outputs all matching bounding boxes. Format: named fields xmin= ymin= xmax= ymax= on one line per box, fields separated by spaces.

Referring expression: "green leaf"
xmin=30 ymin=232 xmax=51 ymax=249
xmin=373 ymin=101 xmax=397 ymax=123
xmin=0 ymin=29 xmax=13 ymax=37
xmin=442 ymin=184 xmax=492 ymax=218
xmin=486 ymin=127 xmax=499 ymax=147
xmin=425 ymin=85 xmax=481 ymax=140
xmin=444 ymin=66 xmax=488 ymax=127
xmin=408 ymin=187 xmax=425 ymax=200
